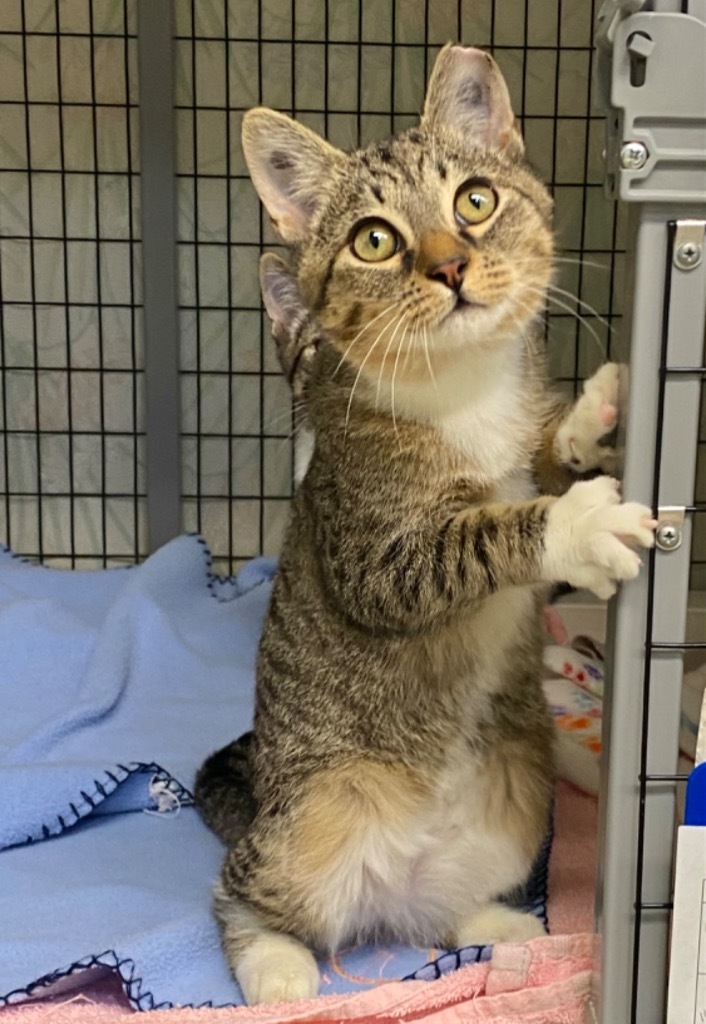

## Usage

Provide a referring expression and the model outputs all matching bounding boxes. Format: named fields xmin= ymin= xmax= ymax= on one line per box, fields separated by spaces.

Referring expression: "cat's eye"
xmin=454 ymin=181 xmax=498 ymax=226
xmin=351 ymin=220 xmax=399 ymax=262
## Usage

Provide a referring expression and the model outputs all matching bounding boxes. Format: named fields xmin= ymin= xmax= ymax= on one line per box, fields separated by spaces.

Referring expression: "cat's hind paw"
xmin=237 ymin=935 xmax=320 ymax=1005
xmin=455 ymin=904 xmax=546 ymax=947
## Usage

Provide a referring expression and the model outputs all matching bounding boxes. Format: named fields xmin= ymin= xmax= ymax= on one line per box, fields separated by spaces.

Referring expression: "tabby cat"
xmin=195 ymin=45 xmax=655 ymax=1005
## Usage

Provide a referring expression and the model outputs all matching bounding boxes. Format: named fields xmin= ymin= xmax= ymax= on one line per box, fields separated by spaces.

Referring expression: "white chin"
xmin=429 ymin=303 xmax=510 ymax=349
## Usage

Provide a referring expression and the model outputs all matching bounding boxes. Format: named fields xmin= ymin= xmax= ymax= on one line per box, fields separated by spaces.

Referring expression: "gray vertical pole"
xmin=137 ymin=0 xmax=182 ymax=551
xmin=593 ymin=2 xmax=706 ymax=1020
xmin=594 ymin=207 xmax=706 ymax=1024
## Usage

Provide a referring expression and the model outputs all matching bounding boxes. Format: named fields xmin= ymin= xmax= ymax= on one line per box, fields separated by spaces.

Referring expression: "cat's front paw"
xmin=542 ymin=476 xmax=656 ymax=599
xmin=555 ymin=363 xmax=625 ymax=474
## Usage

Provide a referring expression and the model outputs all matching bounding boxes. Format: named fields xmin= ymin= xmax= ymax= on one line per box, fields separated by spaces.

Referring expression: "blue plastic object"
xmin=684 ymin=761 xmax=706 ymax=826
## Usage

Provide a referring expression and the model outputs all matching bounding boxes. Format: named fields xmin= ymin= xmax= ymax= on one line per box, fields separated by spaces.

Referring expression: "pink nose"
xmin=427 ymin=255 xmax=468 ymax=292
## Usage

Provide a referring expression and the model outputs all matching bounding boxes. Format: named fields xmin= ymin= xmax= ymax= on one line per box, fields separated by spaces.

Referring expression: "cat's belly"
xmin=375 ymin=768 xmax=536 ymax=944
xmin=292 ymin=739 xmax=548 ymax=951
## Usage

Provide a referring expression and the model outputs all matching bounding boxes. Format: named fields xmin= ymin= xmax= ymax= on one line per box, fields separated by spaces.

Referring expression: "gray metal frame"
xmin=137 ymin=1 xmax=182 ymax=551
xmin=593 ymin=3 xmax=706 ymax=1021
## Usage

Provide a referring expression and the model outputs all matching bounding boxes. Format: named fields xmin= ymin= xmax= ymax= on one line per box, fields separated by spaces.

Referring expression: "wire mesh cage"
xmin=0 ymin=0 xmax=705 ymax=1020
xmin=2 ymin=0 xmax=664 ymax=572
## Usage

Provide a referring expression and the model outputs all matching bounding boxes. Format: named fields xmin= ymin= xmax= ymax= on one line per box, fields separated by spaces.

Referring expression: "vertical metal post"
xmin=594 ymin=209 xmax=706 ymax=1023
xmin=137 ymin=1 xmax=182 ymax=550
xmin=593 ymin=2 xmax=706 ymax=1020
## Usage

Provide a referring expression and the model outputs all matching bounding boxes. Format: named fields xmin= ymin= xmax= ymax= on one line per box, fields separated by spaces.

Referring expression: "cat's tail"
xmin=194 ymin=732 xmax=257 ymax=847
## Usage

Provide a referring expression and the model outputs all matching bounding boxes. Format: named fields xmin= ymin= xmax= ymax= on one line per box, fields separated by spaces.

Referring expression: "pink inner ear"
xmin=423 ymin=45 xmax=523 ymax=157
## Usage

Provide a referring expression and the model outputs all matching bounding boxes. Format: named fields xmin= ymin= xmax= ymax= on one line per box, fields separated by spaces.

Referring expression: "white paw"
xmin=237 ymin=935 xmax=320 ymax=1005
xmin=555 ymin=363 xmax=625 ymax=474
xmin=543 ymin=476 xmax=656 ymax=600
xmin=456 ymin=904 xmax=546 ymax=947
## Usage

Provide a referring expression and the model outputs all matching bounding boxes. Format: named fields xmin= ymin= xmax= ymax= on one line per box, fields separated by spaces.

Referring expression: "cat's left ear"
xmin=422 ymin=45 xmax=524 ymax=157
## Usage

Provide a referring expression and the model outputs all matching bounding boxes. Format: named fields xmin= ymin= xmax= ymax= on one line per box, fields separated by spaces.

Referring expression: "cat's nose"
xmin=427 ymin=255 xmax=468 ymax=292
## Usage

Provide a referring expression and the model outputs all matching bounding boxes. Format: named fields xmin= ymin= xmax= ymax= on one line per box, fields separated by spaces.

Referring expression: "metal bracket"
xmin=596 ymin=3 xmax=706 ymax=203
xmin=655 ymin=506 xmax=685 ymax=552
xmin=673 ymin=220 xmax=705 ymax=271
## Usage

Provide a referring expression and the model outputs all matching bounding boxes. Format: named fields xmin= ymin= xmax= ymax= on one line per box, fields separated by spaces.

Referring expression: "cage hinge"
xmin=655 ymin=507 xmax=685 ymax=552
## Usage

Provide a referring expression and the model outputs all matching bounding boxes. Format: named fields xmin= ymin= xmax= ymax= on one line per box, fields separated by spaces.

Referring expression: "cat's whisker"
xmin=554 ymin=255 xmax=610 ymax=272
xmin=508 ymin=312 xmax=537 ymax=359
xmin=401 ymin=318 xmax=416 ymax=377
xmin=344 ymin=314 xmax=399 ymax=437
xmin=546 ymin=283 xmax=614 ymax=333
xmin=512 ymin=255 xmax=610 ymax=273
xmin=545 ymin=296 xmax=607 ymax=357
xmin=332 ymin=301 xmax=402 ymax=379
xmin=390 ymin=314 xmax=412 ymax=447
xmin=375 ymin=311 xmax=408 ymax=412
xmin=523 ymin=283 xmax=607 ymax=359
xmin=263 ymin=400 xmax=309 ymax=434
xmin=275 ymin=418 xmax=310 ymax=460
xmin=401 ymin=310 xmax=427 ymax=378
xmin=422 ymin=322 xmax=438 ymax=393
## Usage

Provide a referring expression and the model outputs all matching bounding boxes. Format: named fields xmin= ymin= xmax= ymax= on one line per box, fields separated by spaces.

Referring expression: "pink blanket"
xmin=0 ymin=783 xmax=598 ymax=1022
xmin=1 ymin=935 xmax=593 ymax=1023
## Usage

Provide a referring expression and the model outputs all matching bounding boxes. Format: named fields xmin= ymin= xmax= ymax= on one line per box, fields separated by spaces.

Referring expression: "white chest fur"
xmin=435 ymin=388 xmax=528 ymax=480
xmin=375 ymin=336 xmax=532 ymax=484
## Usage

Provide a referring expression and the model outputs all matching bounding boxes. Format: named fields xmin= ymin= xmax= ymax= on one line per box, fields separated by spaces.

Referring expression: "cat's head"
xmin=243 ymin=46 xmax=553 ymax=384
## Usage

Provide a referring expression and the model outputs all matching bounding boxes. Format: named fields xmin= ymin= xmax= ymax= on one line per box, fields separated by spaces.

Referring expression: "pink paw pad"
xmin=599 ymin=401 xmax=618 ymax=429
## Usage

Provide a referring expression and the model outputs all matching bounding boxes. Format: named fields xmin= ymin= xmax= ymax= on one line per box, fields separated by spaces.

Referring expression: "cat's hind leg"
xmin=214 ymin=884 xmax=320 ymax=1005
xmin=455 ymin=902 xmax=546 ymax=947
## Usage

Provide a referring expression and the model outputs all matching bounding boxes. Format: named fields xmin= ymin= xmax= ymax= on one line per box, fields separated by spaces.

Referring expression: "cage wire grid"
xmin=0 ymin=0 xmax=704 ymax=582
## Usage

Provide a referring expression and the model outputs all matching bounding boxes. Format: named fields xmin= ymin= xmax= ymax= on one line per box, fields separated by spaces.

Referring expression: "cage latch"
xmin=654 ymin=506 xmax=685 ymax=552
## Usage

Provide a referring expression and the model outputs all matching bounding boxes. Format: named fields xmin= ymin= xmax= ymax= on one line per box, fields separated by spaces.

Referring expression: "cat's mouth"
xmin=445 ymin=294 xmax=487 ymax=318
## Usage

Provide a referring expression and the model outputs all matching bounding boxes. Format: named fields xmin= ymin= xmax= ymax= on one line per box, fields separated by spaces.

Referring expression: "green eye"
xmin=351 ymin=220 xmax=399 ymax=262
xmin=454 ymin=182 xmax=498 ymax=226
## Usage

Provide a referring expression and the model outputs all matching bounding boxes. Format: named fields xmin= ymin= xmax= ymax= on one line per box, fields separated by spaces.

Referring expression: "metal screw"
xmin=674 ymin=240 xmax=703 ymax=271
xmin=655 ymin=522 xmax=682 ymax=551
xmin=620 ymin=141 xmax=648 ymax=170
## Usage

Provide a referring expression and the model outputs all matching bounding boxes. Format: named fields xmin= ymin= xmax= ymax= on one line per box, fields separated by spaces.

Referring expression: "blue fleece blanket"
xmin=0 ymin=535 xmax=548 ymax=1009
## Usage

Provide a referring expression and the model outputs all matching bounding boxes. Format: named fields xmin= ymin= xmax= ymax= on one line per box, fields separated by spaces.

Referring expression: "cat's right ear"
xmin=242 ymin=109 xmax=344 ymax=243
xmin=260 ymin=253 xmax=304 ymax=334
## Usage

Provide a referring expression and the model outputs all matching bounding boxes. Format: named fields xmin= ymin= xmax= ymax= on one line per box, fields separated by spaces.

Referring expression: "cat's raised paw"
xmin=555 ymin=362 xmax=625 ymax=474
xmin=456 ymin=904 xmax=546 ymax=947
xmin=237 ymin=935 xmax=320 ymax=1005
xmin=542 ymin=475 xmax=656 ymax=600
